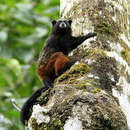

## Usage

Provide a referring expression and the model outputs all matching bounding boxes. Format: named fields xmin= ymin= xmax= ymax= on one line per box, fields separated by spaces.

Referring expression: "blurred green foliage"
xmin=0 ymin=0 xmax=59 ymax=129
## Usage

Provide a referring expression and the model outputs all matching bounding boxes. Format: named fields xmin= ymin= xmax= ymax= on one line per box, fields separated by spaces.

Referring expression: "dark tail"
xmin=85 ymin=32 xmax=97 ymax=39
xmin=20 ymin=79 xmax=53 ymax=125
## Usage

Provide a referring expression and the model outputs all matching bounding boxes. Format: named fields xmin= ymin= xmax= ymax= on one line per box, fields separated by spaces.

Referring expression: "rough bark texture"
xmin=27 ymin=0 xmax=130 ymax=129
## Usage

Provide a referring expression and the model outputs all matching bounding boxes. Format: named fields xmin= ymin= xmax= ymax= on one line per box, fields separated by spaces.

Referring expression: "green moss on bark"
xmin=94 ymin=22 xmax=116 ymax=37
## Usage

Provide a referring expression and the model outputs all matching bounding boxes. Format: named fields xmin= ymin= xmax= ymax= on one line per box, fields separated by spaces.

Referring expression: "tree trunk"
xmin=27 ymin=0 xmax=130 ymax=129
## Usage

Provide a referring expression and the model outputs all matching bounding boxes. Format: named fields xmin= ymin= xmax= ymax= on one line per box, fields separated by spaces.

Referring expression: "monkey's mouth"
xmin=59 ymin=22 xmax=67 ymax=28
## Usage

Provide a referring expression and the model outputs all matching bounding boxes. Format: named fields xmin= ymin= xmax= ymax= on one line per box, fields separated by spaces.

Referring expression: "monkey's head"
xmin=51 ymin=19 xmax=72 ymax=35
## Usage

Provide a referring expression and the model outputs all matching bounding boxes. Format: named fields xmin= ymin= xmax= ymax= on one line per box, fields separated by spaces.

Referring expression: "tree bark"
xmin=27 ymin=0 xmax=130 ymax=129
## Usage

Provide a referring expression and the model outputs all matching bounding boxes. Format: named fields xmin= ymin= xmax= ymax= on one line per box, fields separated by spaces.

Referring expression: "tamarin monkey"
xmin=20 ymin=19 xmax=97 ymax=125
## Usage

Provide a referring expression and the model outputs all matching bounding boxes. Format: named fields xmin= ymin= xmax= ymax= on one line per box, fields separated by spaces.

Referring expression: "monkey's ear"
xmin=68 ymin=20 xmax=72 ymax=25
xmin=52 ymin=20 xmax=57 ymax=26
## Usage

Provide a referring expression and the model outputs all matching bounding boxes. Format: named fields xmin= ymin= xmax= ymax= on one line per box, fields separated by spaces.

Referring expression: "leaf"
xmin=0 ymin=114 xmax=12 ymax=126
xmin=13 ymin=4 xmax=34 ymax=25
xmin=0 ymin=31 xmax=8 ymax=43
xmin=16 ymin=3 xmax=33 ymax=11
xmin=17 ymin=27 xmax=47 ymax=46
xmin=0 ymin=4 xmax=7 ymax=11
xmin=6 ymin=59 xmax=22 ymax=79
xmin=0 ymin=58 xmax=24 ymax=88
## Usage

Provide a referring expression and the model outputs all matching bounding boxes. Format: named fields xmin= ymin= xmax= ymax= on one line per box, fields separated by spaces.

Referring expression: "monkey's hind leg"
xmin=54 ymin=52 xmax=76 ymax=76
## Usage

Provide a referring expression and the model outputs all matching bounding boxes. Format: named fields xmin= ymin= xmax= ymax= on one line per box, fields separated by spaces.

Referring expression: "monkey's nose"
xmin=59 ymin=22 xmax=67 ymax=28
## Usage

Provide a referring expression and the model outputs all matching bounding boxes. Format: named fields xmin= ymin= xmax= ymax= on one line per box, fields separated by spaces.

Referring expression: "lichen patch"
xmin=64 ymin=117 xmax=83 ymax=130
xmin=31 ymin=104 xmax=50 ymax=125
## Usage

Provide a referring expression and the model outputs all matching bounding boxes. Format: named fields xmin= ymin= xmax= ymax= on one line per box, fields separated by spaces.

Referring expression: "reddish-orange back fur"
xmin=36 ymin=52 xmax=69 ymax=82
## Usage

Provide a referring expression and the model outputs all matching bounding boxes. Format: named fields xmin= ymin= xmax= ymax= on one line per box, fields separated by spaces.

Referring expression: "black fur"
xmin=44 ymin=19 xmax=96 ymax=55
xmin=20 ymin=86 xmax=50 ymax=125
xmin=20 ymin=19 xmax=97 ymax=125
